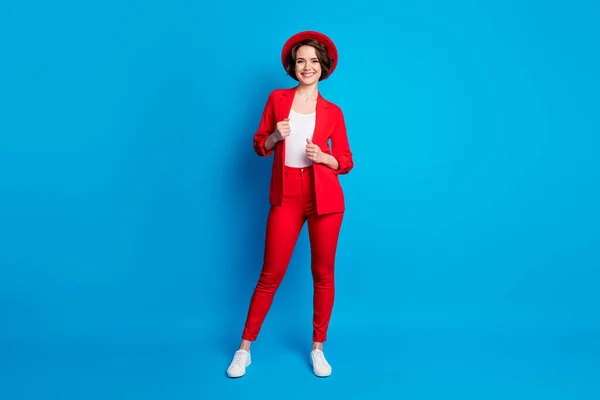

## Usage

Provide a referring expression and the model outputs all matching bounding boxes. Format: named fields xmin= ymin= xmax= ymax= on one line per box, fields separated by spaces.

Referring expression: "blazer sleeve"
xmin=253 ymin=91 xmax=276 ymax=157
xmin=330 ymin=107 xmax=354 ymax=175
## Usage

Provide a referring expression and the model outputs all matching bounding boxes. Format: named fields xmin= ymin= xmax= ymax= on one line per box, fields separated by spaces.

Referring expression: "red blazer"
xmin=253 ymin=87 xmax=354 ymax=215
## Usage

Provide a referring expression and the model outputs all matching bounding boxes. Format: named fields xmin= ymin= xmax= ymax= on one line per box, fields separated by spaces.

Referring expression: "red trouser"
xmin=242 ymin=165 xmax=344 ymax=343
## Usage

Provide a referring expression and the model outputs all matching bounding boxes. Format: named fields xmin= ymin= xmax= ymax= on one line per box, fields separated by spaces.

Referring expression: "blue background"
xmin=1 ymin=0 xmax=599 ymax=398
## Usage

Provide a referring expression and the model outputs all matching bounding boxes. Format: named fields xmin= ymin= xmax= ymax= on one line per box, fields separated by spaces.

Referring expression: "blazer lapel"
xmin=278 ymin=87 xmax=296 ymax=121
xmin=275 ymin=88 xmax=296 ymax=162
xmin=313 ymin=92 xmax=329 ymax=145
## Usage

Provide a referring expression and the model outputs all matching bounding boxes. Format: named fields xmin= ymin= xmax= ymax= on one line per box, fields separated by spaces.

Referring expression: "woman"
xmin=227 ymin=31 xmax=354 ymax=378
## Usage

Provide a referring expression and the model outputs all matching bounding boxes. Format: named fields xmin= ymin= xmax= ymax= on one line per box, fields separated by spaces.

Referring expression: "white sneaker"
xmin=226 ymin=349 xmax=251 ymax=378
xmin=309 ymin=349 xmax=332 ymax=377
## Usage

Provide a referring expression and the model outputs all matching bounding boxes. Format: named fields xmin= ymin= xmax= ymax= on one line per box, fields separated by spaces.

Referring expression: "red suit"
xmin=242 ymin=87 xmax=354 ymax=343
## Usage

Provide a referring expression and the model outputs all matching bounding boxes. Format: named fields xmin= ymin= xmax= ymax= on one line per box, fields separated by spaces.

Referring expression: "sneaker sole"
xmin=309 ymin=357 xmax=331 ymax=377
xmin=226 ymin=360 xmax=251 ymax=378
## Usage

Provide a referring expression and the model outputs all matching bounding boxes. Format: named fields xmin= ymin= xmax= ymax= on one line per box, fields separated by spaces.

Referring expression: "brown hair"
xmin=284 ymin=39 xmax=334 ymax=81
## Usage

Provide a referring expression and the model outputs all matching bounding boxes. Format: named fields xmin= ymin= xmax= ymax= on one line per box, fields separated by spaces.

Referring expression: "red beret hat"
xmin=281 ymin=31 xmax=338 ymax=79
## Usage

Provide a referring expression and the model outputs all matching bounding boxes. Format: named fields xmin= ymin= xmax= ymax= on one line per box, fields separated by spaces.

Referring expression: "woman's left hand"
xmin=305 ymin=138 xmax=327 ymax=164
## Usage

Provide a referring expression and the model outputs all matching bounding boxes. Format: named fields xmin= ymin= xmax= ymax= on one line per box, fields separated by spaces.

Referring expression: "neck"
xmin=296 ymin=83 xmax=319 ymax=101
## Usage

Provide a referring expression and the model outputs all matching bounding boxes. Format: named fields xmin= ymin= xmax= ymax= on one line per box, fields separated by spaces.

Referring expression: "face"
xmin=294 ymin=45 xmax=322 ymax=85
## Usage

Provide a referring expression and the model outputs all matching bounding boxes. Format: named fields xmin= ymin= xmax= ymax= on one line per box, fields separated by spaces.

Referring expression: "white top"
xmin=284 ymin=109 xmax=316 ymax=167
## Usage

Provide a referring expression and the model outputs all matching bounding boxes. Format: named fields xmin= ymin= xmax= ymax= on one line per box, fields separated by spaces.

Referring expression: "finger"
xmin=306 ymin=138 xmax=313 ymax=144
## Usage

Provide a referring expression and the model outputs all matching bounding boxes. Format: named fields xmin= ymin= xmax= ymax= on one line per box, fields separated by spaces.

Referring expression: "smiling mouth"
xmin=301 ymin=72 xmax=315 ymax=78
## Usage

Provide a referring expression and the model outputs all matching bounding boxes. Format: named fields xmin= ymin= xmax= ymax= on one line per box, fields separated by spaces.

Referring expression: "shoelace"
xmin=232 ymin=351 xmax=247 ymax=367
xmin=313 ymin=351 xmax=328 ymax=366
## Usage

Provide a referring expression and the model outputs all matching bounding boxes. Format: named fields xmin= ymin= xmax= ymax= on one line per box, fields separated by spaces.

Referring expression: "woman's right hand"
xmin=274 ymin=118 xmax=291 ymax=141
